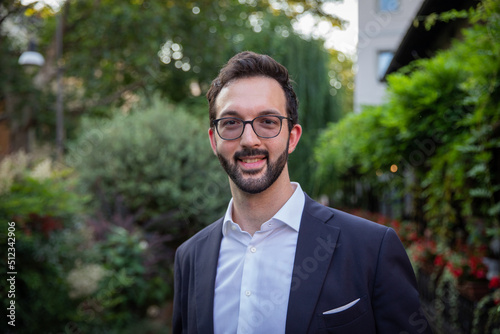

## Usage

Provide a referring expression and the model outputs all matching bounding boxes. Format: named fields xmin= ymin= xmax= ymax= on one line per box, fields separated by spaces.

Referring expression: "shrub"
xmin=0 ymin=151 xmax=90 ymax=333
xmin=69 ymin=97 xmax=230 ymax=241
xmin=64 ymin=97 xmax=232 ymax=331
xmin=70 ymin=226 xmax=171 ymax=333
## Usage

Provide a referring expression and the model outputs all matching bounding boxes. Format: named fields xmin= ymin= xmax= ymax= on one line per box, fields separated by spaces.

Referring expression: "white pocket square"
xmin=323 ymin=298 xmax=361 ymax=315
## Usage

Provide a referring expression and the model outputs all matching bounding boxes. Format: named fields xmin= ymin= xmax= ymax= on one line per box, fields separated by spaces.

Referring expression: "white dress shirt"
xmin=213 ymin=183 xmax=305 ymax=334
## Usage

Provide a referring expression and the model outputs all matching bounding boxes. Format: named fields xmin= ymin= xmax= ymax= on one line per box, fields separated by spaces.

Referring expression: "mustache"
xmin=234 ymin=148 xmax=269 ymax=160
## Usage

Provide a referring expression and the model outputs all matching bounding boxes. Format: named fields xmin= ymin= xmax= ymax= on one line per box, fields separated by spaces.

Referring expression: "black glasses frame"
xmin=212 ymin=115 xmax=292 ymax=140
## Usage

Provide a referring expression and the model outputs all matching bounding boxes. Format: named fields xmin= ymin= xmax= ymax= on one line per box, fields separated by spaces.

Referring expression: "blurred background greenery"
xmin=1 ymin=1 xmax=352 ymax=332
xmin=0 ymin=0 xmax=499 ymax=333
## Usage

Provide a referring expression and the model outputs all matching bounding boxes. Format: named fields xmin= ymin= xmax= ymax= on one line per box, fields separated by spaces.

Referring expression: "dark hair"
xmin=206 ymin=51 xmax=299 ymax=130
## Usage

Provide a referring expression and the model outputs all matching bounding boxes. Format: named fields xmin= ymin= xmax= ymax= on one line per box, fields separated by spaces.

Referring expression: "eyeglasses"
xmin=212 ymin=115 xmax=292 ymax=140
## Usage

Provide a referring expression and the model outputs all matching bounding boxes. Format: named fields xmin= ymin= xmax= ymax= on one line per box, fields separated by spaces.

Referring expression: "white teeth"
xmin=242 ymin=159 xmax=261 ymax=163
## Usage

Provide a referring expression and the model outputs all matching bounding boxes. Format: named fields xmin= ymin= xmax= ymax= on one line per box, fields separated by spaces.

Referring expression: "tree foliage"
xmin=2 ymin=1 xmax=352 ymax=184
xmin=30 ymin=0 xmax=344 ymax=113
xmin=3 ymin=0 xmax=349 ymax=193
xmin=276 ymin=35 xmax=343 ymax=193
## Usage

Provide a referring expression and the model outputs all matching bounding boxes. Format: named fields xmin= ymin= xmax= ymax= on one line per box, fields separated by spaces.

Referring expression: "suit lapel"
xmin=285 ymin=195 xmax=340 ymax=334
xmin=194 ymin=219 xmax=223 ymax=334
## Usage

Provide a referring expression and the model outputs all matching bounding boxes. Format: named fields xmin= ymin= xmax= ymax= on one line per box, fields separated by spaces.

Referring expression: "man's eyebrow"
xmin=258 ymin=110 xmax=281 ymax=116
xmin=219 ymin=110 xmax=240 ymax=118
xmin=219 ymin=109 xmax=282 ymax=118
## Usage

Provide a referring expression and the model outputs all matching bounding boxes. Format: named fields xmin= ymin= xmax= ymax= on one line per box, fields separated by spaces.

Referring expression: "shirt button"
xmin=250 ymin=247 xmax=257 ymax=253
xmin=245 ymin=290 xmax=251 ymax=296
xmin=231 ymin=225 xmax=237 ymax=231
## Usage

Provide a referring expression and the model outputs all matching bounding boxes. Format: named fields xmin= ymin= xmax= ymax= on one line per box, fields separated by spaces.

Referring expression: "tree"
xmin=3 ymin=1 xmax=352 ymax=194
xmin=31 ymin=0 xmax=344 ymax=114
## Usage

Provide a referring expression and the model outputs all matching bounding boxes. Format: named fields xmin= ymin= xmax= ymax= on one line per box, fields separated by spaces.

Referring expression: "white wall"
xmin=354 ymin=0 xmax=424 ymax=113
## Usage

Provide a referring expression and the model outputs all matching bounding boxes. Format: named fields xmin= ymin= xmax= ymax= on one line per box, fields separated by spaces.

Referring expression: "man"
xmin=172 ymin=51 xmax=432 ymax=334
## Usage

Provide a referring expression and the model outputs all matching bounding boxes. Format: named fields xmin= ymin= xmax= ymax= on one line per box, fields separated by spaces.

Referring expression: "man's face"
xmin=208 ymin=76 xmax=301 ymax=194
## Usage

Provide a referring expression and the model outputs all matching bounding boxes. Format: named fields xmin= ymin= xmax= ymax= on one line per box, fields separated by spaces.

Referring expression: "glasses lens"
xmin=215 ymin=115 xmax=284 ymax=140
xmin=217 ymin=118 xmax=243 ymax=140
xmin=253 ymin=116 xmax=282 ymax=138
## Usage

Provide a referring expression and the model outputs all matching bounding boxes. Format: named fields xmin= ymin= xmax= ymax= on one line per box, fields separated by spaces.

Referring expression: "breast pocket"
xmin=318 ymin=295 xmax=371 ymax=329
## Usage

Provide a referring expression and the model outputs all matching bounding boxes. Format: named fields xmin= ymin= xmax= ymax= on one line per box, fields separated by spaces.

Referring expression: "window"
xmin=377 ymin=51 xmax=394 ymax=81
xmin=379 ymin=0 xmax=399 ymax=12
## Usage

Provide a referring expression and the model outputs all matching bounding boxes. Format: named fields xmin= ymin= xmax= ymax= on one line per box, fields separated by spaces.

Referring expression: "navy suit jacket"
xmin=172 ymin=194 xmax=432 ymax=333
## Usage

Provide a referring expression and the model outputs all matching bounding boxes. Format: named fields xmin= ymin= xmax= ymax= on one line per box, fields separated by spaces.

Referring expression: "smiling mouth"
xmin=241 ymin=158 xmax=263 ymax=163
xmin=234 ymin=149 xmax=269 ymax=165
xmin=236 ymin=155 xmax=267 ymax=172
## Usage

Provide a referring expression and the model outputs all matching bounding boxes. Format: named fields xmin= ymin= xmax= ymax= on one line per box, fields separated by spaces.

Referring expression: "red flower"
xmin=391 ymin=220 xmax=401 ymax=230
xmin=469 ymin=256 xmax=481 ymax=271
xmin=434 ymin=255 xmax=444 ymax=267
xmin=475 ymin=269 xmax=487 ymax=279
xmin=454 ymin=268 xmax=463 ymax=278
xmin=489 ymin=277 xmax=500 ymax=289
xmin=446 ymin=262 xmax=463 ymax=278
xmin=409 ymin=231 xmax=418 ymax=242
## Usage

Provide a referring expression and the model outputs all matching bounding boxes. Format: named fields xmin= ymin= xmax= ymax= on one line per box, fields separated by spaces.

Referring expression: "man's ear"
xmin=208 ymin=128 xmax=218 ymax=155
xmin=288 ymin=124 xmax=302 ymax=154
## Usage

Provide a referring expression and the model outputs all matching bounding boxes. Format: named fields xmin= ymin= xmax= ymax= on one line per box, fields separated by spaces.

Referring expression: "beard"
xmin=217 ymin=144 xmax=289 ymax=194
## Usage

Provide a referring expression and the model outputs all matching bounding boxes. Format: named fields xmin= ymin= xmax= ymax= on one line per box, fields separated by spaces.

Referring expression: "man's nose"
xmin=239 ymin=123 xmax=261 ymax=147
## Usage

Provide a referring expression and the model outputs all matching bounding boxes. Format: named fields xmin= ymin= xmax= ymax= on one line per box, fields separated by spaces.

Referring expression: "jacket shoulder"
xmin=331 ymin=208 xmax=388 ymax=231
xmin=176 ymin=218 xmax=223 ymax=256
xmin=304 ymin=194 xmax=389 ymax=236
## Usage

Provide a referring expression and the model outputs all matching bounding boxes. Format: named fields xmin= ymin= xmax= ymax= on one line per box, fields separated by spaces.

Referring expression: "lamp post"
xmin=55 ymin=10 xmax=64 ymax=160
xmin=18 ymin=7 xmax=64 ymax=160
xmin=18 ymin=40 xmax=44 ymax=153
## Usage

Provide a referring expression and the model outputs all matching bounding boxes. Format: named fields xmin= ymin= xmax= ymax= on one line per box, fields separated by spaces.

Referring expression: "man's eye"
xmin=259 ymin=117 xmax=278 ymax=126
xmin=222 ymin=119 xmax=241 ymax=127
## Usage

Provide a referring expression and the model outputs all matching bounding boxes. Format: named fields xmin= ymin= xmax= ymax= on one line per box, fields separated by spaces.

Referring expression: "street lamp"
xmin=18 ymin=40 xmax=44 ymax=153
xmin=18 ymin=41 xmax=45 ymax=67
xmin=18 ymin=9 xmax=64 ymax=160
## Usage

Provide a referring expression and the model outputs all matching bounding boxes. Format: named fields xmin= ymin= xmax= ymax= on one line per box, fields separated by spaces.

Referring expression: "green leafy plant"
xmin=71 ymin=226 xmax=167 ymax=331
xmin=472 ymin=289 xmax=500 ymax=334
xmin=0 ymin=151 xmax=91 ymax=333
xmin=315 ymin=0 xmax=500 ymax=247
xmin=434 ymin=268 xmax=462 ymax=331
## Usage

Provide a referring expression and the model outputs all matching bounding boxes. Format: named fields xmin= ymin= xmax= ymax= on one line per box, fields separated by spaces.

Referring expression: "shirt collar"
xmin=222 ymin=182 xmax=305 ymax=236
xmin=272 ymin=182 xmax=304 ymax=232
xmin=222 ymin=200 xmax=237 ymax=236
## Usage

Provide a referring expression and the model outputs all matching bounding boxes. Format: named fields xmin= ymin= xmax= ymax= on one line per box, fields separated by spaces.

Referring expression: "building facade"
xmin=354 ymin=0 xmax=423 ymax=113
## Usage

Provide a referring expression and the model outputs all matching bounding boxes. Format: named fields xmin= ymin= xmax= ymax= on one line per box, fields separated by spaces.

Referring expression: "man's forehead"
xmin=216 ymin=76 xmax=285 ymax=100
xmin=214 ymin=77 xmax=287 ymax=118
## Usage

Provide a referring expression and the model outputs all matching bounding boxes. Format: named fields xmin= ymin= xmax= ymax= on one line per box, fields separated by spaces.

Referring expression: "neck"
xmin=229 ymin=172 xmax=295 ymax=235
